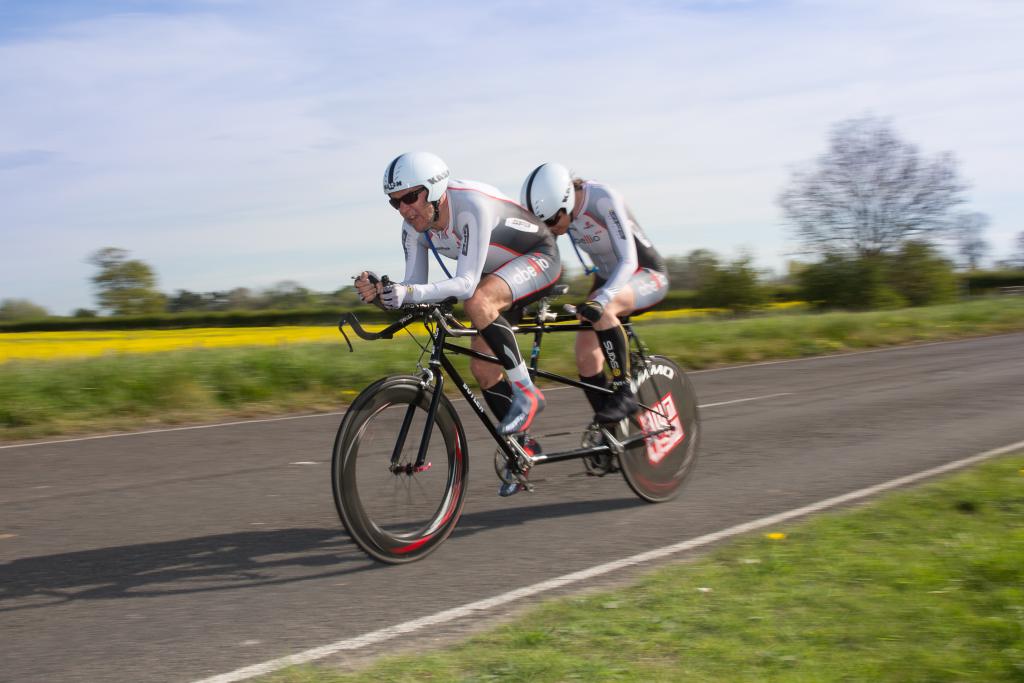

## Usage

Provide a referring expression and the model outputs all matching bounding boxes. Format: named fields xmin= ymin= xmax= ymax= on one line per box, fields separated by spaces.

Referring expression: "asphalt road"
xmin=2 ymin=332 xmax=1024 ymax=682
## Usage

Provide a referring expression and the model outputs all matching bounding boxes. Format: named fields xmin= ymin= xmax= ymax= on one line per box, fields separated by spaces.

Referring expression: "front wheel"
xmin=618 ymin=355 xmax=700 ymax=503
xmin=331 ymin=375 xmax=469 ymax=563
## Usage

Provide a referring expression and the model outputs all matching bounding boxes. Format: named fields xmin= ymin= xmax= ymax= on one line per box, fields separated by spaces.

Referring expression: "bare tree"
xmin=779 ymin=115 xmax=967 ymax=257
xmin=952 ymin=211 xmax=990 ymax=270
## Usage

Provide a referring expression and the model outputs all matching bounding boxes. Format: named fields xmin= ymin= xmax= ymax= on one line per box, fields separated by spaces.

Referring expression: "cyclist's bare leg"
xmin=464 ymin=274 xmax=545 ymax=435
xmin=464 ymin=275 xmax=512 ymax=330
xmin=470 ymin=336 xmax=505 ymax=387
xmin=465 ymin=275 xmax=513 ymax=388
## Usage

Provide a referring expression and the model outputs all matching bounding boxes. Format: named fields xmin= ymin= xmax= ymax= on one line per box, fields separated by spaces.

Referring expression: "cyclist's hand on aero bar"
xmin=354 ymin=271 xmax=382 ymax=304
xmin=576 ymin=299 xmax=605 ymax=323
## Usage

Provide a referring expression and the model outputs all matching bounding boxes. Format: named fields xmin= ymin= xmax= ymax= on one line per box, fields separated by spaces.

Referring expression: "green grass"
xmin=2 ymin=297 xmax=1024 ymax=441
xmin=264 ymin=455 xmax=1024 ymax=682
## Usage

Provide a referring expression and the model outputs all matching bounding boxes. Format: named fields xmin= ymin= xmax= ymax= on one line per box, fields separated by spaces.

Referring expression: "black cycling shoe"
xmin=594 ymin=384 xmax=638 ymax=423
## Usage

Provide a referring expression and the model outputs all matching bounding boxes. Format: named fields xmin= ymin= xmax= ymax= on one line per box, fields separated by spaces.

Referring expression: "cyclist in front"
xmin=356 ymin=152 xmax=561 ymax=461
xmin=520 ymin=162 xmax=669 ymax=424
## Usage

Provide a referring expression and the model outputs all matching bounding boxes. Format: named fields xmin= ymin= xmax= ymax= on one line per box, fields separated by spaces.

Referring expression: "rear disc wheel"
xmin=618 ymin=355 xmax=700 ymax=503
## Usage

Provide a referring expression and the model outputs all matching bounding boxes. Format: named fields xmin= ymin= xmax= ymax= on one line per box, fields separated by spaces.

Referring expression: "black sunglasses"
xmin=543 ymin=209 xmax=565 ymax=227
xmin=388 ymin=186 xmax=426 ymax=209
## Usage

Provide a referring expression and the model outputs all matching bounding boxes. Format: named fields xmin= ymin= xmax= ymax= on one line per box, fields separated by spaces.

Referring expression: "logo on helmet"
xmin=383 ymin=180 xmax=405 ymax=192
xmin=427 ymin=169 xmax=450 ymax=185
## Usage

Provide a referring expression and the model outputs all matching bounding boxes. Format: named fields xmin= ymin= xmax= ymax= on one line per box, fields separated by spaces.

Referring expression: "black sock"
xmin=479 ymin=315 xmax=524 ymax=371
xmin=579 ymin=372 xmax=608 ymax=413
xmin=595 ymin=325 xmax=630 ymax=387
xmin=483 ymin=378 xmax=513 ymax=420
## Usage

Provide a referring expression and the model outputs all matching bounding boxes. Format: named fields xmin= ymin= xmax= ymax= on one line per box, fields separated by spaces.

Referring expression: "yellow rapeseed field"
xmin=0 ymin=304 xmax=805 ymax=363
xmin=0 ymin=326 xmax=355 ymax=363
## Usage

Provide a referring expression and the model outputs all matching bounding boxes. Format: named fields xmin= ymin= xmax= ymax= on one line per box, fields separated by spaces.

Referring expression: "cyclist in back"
xmin=356 ymin=152 xmax=562 ymax=449
xmin=521 ymin=163 xmax=669 ymax=423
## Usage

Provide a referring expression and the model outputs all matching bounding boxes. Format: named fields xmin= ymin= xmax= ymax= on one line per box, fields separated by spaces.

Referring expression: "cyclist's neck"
xmin=429 ymin=194 xmax=451 ymax=231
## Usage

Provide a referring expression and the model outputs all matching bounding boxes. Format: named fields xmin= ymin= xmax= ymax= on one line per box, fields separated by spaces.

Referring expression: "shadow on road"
xmin=453 ymin=495 xmax=644 ymax=538
xmin=1 ymin=496 xmax=641 ymax=611
xmin=0 ymin=527 xmax=366 ymax=612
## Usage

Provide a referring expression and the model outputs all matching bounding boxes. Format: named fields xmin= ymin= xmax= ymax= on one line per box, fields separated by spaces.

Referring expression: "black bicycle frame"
xmin=338 ymin=307 xmax=675 ymax=472
xmin=410 ymin=314 xmax=672 ymax=469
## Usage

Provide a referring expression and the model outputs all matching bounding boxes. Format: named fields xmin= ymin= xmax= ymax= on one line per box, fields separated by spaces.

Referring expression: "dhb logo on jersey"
xmin=507 ymin=256 xmax=550 ymax=286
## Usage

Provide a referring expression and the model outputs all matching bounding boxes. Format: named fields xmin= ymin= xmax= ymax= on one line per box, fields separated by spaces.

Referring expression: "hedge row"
xmin=962 ymin=270 xmax=1024 ymax=293
xmin=0 ymin=277 xmax=965 ymax=333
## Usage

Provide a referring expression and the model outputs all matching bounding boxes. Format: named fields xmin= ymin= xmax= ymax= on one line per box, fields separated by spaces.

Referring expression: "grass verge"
xmin=2 ymin=297 xmax=1024 ymax=441
xmin=264 ymin=454 xmax=1024 ymax=682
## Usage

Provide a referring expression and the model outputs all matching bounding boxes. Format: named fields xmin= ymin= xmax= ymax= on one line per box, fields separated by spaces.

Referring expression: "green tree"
xmin=797 ymin=253 xmax=906 ymax=310
xmin=88 ymin=247 xmax=166 ymax=315
xmin=166 ymin=289 xmax=205 ymax=313
xmin=665 ymin=249 xmax=720 ymax=291
xmin=697 ymin=255 xmax=766 ymax=313
xmin=261 ymin=281 xmax=315 ymax=310
xmin=889 ymin=241 xmax=958 ymax=306
xmin=0 ymin=298 xmax=50 ymax=321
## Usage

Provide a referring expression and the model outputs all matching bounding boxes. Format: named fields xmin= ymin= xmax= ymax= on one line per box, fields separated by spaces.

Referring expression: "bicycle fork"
xmin=389 ymin=366 xmax=445 ymax=476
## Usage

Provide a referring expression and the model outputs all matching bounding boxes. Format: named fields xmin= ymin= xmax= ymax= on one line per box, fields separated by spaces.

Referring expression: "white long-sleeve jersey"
xmin=400 ymin=179 xmax=558 ymax=303
xmin=567 ymin=181 xmax=665 ymax=306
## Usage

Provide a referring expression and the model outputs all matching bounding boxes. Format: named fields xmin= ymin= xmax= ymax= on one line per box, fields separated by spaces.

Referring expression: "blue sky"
xmin=2 ymin=0 xmax=1022 ymax=314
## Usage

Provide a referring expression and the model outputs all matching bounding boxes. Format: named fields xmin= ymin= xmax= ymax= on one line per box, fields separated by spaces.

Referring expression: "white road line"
xmin=193 ymin=438 xmax=1024 ymax=683
xmin=3 ymin=332 xmax=1016 ymax=451
xmin=0 ymin=412 xmax=346 ymax=450
xmin=699 ymin=392 xmax=792 ymax=408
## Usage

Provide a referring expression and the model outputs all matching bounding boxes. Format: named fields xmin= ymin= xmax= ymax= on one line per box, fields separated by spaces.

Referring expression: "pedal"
xmin=581 ymin=424 xmax=620 ymax=476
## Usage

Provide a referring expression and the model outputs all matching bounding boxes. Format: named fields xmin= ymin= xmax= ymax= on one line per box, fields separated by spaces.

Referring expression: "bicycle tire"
xmin=618 ymin=355 xmax=700 ymax=503
xmin=331 ymin=375 xmax=469 ymax=563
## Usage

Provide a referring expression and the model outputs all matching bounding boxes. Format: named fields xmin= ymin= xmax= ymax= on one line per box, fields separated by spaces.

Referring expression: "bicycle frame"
xmin=338 ymin=304 xmax=676 ymax=474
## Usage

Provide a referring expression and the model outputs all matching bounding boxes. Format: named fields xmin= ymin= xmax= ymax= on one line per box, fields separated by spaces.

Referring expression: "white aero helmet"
xmin=521 ymin=162 xmax=574 ymax=221
xmin=382 ymin=152 xmax=450 ymax=203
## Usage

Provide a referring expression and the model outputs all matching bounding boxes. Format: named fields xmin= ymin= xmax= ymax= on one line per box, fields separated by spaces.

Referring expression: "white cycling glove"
xmin=380 ymin=282 xmax=410 ymax=309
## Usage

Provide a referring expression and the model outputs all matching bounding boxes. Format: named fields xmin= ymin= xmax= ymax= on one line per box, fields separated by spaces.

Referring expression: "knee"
xmin=465 ymin=292 xmax=495 ymax=320
xmin=464 ymin=293 xmax=482 ymax=317
xmin=467 ymin=291 xmax=506 ymax=328
xmin=594 ymin=308 xmax=621 ymax=331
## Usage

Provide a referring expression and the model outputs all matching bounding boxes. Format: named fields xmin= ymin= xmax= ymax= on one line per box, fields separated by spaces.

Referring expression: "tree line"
xmin=3 ymin=115 xmax=1024 ymax=323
